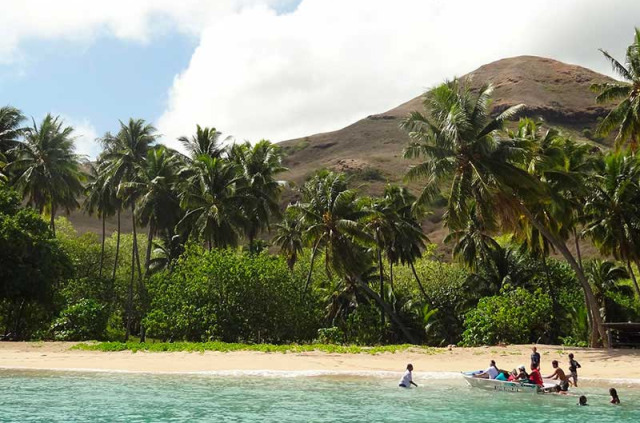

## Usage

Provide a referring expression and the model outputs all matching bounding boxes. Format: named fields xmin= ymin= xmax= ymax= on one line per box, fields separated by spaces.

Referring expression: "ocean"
xmin=0 ymin=370 xmax=637 ymax=422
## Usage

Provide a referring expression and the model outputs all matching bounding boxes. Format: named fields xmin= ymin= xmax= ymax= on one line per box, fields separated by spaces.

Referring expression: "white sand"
xmin=1 ymin=343 xmax=638 ymax=383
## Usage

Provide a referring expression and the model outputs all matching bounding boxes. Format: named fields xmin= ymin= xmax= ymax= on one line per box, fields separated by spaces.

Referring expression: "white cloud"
xmin=57 ymin=115 xmax=100 ymax=159
xmin=0 ymin=0 xmax=290 ymax=61
xmin=156 ymin=0 xmax=640 ymax=149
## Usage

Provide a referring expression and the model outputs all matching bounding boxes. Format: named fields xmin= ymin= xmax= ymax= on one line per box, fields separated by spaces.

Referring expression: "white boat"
xmin=462 ymin=371 xmax=556 ymax=394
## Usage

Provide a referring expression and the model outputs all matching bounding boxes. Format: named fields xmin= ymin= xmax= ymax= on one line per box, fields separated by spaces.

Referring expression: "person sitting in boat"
xmin=507 ymin=369 xmax=518 ymax=381
xmin=474 ymin=360 xmax=500 ymax=379
xmin=515 ymin=365 xmax=529 ymax=381
xmin=528 ymin=363 xmax=544 ymax=387
xmin=544 ymin=360 xmax=569 ymax=392
xmin=495 ymin=370 xmax=509 ymax=381
xmin=399 ymin=364 xmax=418 ymax=388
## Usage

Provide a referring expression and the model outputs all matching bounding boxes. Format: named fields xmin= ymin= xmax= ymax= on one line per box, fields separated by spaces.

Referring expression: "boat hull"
xmin=462 ymin=373 xmax=553 ymax=394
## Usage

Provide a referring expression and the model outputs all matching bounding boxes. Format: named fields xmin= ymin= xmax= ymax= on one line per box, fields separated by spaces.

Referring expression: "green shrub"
xmin=50 ymin=299 xmax=109 ymax=341
xmin=143 ymin=245 xmax=322 ymax=343
xmin=461 ymin=287 xmax=552 ymax=346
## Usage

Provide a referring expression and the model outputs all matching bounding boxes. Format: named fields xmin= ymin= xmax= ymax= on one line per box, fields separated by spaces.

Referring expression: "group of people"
xmin=472 ymin=347 xmax=622 ymax=405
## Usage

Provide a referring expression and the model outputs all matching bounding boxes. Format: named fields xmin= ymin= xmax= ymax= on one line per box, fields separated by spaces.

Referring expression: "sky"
xmin=1 ymin=0 xmax=639 ymax=158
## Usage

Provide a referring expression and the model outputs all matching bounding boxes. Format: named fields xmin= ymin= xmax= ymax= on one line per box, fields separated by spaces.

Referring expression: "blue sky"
xmin=1 ymin=34 xmax=197 ymax=150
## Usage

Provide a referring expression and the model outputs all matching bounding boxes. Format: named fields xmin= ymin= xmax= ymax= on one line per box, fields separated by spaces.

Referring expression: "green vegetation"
xmin=72 ymin=341 xmax=439 ymax=355
xmin=1 ymin=29 xmax=640 ymax=349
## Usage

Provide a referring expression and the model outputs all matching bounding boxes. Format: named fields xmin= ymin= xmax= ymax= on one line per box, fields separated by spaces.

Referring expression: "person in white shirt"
xmin=399 ymin=363 xmax=418 ymax=388
xmin=475 ymin=360 xmax=500 ymax=379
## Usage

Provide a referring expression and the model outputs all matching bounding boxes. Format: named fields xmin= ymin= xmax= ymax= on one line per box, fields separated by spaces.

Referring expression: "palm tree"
xmin=585 ymin=260 xmax=630 ymax=321
xmin=0 ymin=106 xmax=26 ymax=155
xmin=100 ymin=118 xmax=157 ymax=339
xmin=178 ymin=155 xmax=246 ymax=250
xmin=130 ymin=146 xmax=182 ymax=275
xmin=592 ymin=28 xmax=640 ymax=150
xmin=293 ymin=171 xmax=372 ymax=294
xmin=402 ymin=80 xmax=607 ymax=346
xmin=8 ymin=114 xmax=85 ymax=235
xmin=178 ymin=125 xmax=226 ymax=159
xmin=230 ymin=140 xmax=287 ymax=251
xmin=83 ymin=164 xmax=117 ymax=277
xmin=273 ymin=207 xmax=304 ymax=271
xmin=583 ymin=151 xmax=640 ymax=298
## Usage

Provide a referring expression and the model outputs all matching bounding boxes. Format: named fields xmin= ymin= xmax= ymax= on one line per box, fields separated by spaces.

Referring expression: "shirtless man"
xmin=545 ymin=360 xmax=570 ymax=392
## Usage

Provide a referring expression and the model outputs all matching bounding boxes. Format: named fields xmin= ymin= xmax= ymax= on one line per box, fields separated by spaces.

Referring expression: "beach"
xmin=1 ymin=343 xmax=638 ymax=381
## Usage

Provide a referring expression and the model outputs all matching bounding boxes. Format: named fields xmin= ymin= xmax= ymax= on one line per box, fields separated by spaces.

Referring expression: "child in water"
xmin=609 ymin=388 xmax=621 ymax=404
xmin=578 ymin=396 xmax=588 ymax=406
xmin=399 ymin=364 xmax=418 ymax=388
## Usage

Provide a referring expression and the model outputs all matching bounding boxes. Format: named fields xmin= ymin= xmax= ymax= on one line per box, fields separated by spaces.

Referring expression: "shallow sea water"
xmin=0 ymin=370 xmax=638 ymax=422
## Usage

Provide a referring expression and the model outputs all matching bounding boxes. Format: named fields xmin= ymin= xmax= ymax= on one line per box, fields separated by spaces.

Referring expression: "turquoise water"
xmin=0 ymin=370 xmax=638 ymax=422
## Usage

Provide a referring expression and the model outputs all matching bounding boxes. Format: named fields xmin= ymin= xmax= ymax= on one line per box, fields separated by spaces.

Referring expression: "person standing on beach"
xmin=531 ymin=346 xmax=541 ymax=370
xmin=568 ymin=353 xmax=581 ymax=387
xmin=399 ymin=364 xmax=418 ymax=388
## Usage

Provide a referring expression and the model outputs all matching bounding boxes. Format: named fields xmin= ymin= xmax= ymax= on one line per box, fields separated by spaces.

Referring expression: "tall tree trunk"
xmin=50 ymin=207 xmax=56 ymax=236
xmin=542 ymin=255 xmax=559 ymax=341
xmin=126 ymin=233 xmax=134 ymax=341
xmin=303 ymin=239 xmax=321 ymax=297
xmin=132 ymin=205 xmax=142 ymax=281
xmin=389 ymin=261 xmax=394 ymax=291
xmin=144 ymin=221 xmax=155 ymax=277
xmin=520 ymin=206 xmax=606 ymax=347
xmin=629 ymin=261 xmax=640 ymax=299
xmin=357 ymin=279 xmax=418 ymax=344
xmin=112 ymin=209 xmax=121 ymax=281
xmin=377 ymin=242 xmax=385 ymax=327
xmin=410 ymin=261 xmax=431 ymax=304
xmin=99 ymin=213 xmax=106 ymax=278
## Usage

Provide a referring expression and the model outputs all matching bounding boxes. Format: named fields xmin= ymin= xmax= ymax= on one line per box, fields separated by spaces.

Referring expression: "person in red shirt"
xmin=528 ymin=363 xmax=544 ymax=386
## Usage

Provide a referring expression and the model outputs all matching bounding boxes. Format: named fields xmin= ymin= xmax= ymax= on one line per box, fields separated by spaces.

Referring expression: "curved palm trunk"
xmin=410 ymin=261 xmax=431 ymax=304
xmin=574 ymin=230 xmax=583 ymax=271
xmin=629 ymin=261 xmax=640 ymax=299
xmin=302 ymin=240 xmax=321 ymax=297
xmin=99 ymin=213 xmax=106 ymax=278
xmin=521 ymin=206 xmax=606 ymax=347
xmin=112 ymin=209 xmax=121 ymax=281
xmin=356 ymin=279 xmax=418 ymax=344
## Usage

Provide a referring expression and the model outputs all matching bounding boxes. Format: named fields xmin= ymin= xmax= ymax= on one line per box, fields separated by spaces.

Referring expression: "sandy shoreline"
xmin=1 ymin=343 xmax=639 ymax=383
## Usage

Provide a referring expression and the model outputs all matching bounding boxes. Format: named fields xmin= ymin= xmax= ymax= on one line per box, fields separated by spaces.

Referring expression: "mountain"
xmin=68 ymin=55 xmax=616 ymax=251
xmin=277 ymin=55 xmax=616 ymax=250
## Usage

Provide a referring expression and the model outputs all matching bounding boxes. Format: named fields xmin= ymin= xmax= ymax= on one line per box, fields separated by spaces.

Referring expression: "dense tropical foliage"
xmin=2 ymin=30 xmax=640 ymax=347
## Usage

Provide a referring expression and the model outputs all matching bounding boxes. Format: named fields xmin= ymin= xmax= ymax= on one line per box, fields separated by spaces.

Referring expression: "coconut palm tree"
xmin=83 ymin=164 xmax=117 ymax=277
xmin=129 ymin=146 xmax=183 ymax=275
xmin=178 ymin=155 xmax=246 ymax=250
xmin=8 ymin=114 xmax=85 ymax=235
xmin=273 ymin=207 xmax=304 ymax=271
xmin=0 ymin=106 xmax=26 ymax=156
xmin=178 ymin=125 xmax=226 ymax=160
xmin=100 ymin=118 xmax=157 ymax=339
xmin=592 ymin=28 xmax=640 ymax=150
xmin=402 ymin=80 xmax=607 ymax=346
xmin=585 ymin=259 xmax=631 ymax=322
xmin=293 ymin=171 xmax=372 ymax=294
xmin=583 ymin=151 xmax=640 ymax=298
xmin=230 ymin=140 xmax=287 ymax=251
